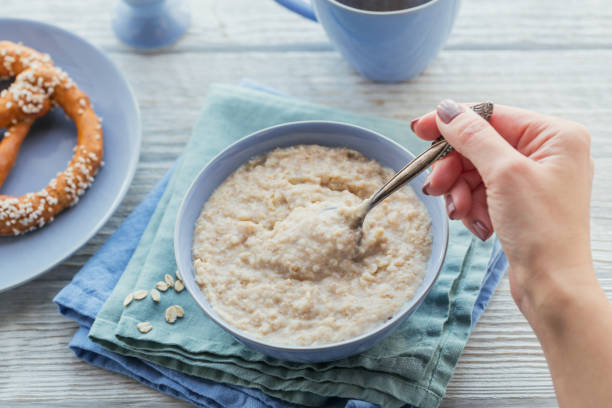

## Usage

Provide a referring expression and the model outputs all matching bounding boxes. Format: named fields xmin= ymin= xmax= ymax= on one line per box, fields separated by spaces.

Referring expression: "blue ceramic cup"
xmin=275 ymin=0 xmax=460 ymax=82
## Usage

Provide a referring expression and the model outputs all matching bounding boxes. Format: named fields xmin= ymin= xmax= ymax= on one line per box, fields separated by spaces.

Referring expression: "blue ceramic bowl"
xmin=175 ymin=121 xmax=448 ymax=363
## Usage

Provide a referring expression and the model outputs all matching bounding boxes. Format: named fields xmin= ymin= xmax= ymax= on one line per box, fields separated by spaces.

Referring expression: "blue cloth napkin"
xmin=55 ymin=86 xmax=508 ymax=408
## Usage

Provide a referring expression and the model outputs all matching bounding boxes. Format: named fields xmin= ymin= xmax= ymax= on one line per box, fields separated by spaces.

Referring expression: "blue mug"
xmin=275 ymin=0 xmax=460 ymax=82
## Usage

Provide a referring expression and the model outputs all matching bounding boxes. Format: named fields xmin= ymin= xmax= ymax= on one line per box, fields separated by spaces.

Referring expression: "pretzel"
xmin=0 ymin=41 xmax=104 ymax=235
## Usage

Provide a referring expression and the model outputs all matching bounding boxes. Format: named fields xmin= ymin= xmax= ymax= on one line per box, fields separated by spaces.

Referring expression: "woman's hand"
xmin=412 ymin=100 xmax=594 ymax=310
xmin=411 ymin=100 xmax=612 ymax=407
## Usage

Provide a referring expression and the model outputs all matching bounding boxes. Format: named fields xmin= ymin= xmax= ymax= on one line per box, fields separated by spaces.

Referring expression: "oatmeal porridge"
xmin=192 ymin=145 xmax=432 ymax=346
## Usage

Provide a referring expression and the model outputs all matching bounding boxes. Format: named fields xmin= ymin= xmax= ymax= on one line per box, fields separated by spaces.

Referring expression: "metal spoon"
xmin=338 ymin=102 xmax=494 ymax=238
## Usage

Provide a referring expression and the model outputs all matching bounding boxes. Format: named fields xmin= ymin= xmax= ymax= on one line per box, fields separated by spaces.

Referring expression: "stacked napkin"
xmin=55 ymin=84 xmax=508 ymax=408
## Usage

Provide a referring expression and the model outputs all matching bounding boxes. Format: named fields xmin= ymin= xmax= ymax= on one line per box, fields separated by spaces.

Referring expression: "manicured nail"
xmin=422 ymin=183 xmax=430 ymax=195
xmin=445 ymin=195 xmax=456 ymax=219
xmin=437 ymin=99 xmax=465 ymax=124
xmin=410 ymin=118 xmax=419 ymax=133
xmin=422 ymin=174 xmax=431 ymax=195
xmin=472 ymin=220 xmax=490 ymax=241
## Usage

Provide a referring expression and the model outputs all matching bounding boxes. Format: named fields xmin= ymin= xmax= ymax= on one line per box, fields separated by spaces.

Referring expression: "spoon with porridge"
xmin=258 ymin=103 xmax=493 ymax=280
xmin=326 ymin=102 xmax=494 ymax=242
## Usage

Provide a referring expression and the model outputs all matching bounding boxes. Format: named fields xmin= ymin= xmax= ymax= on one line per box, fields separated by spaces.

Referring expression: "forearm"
xmin=518 ymin=264 xmax=612 ymax=407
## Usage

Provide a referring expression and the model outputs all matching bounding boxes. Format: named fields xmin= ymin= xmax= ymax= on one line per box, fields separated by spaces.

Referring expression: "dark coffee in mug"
xmin=335 ymin=0 xmax=432 ymax=12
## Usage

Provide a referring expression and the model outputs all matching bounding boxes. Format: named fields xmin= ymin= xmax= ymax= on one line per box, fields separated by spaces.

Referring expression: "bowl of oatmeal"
xmin=175 ymin=121 xmax=448 ymax=363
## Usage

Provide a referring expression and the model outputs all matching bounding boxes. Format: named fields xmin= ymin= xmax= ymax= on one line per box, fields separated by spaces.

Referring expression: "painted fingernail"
xmin=472 ymin=220 xmax=490 ymax=241
xmin=410 ymin=118 xmax=419 ymax=133
xmin=422 ymin=182 xmax=430 ymax=195
xmin=445 ymin=195 xmax=456 ymax=219
xmin=422 ymin=174 xmax=431 ymax=195
xmin=437 ymin=99 xmax=465 ymax=124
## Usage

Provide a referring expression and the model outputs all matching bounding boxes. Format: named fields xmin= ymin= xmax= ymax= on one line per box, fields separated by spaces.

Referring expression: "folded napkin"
xmin=56 ymin=84 xmax=507 ymax=408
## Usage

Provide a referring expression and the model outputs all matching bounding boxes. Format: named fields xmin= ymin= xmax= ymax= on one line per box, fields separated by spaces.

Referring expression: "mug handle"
xmin=274 ymin=0 xmax=318 ymax=21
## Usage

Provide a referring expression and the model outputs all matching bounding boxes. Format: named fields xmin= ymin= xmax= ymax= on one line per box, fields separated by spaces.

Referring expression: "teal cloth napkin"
xmin=89 ymin=84 xmax=495 ymax=408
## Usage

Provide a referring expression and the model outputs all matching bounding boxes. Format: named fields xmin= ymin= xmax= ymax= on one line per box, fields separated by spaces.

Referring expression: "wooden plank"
xmin=2 ymin=0 xmax=612 ymax=51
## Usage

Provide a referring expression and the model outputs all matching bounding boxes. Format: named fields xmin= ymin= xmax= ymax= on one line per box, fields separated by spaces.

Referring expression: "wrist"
xmin=511 ymin=261 xmax=603 ymax=330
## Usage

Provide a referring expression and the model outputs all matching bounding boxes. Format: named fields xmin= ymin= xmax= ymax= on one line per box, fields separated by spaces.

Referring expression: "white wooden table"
xmin=1 ymin=1 xmax=611 ymax=406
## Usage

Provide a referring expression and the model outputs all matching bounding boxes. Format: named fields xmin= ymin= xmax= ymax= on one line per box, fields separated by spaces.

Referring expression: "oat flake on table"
xmin=137 ymin=321 xmax=152 ymax=333
xmin=156 ymin=281 xmax=169 ymax=292
xmin=133 ymin=289 xmax=147 ymax=300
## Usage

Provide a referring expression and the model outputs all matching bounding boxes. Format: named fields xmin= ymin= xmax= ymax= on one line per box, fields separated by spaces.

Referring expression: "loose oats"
xmin=123 ymin=293 xmax=133 ymax=307
xmin=151 ymin=288 xmax=161 ymax=303
xmin=156 ymin=281 xmax=169 ymax=292
xmin=137 ymin=321 xmax=152 ymax=333
xmin=165 ymin=306 xmax=178 ymax=324
xmin=173 ymin=305 xmax=184 ymax=318
xmin=174 ymin=279 xmax=184 ymax=293
xmin=133 ymin=289 xmax=147 ymax=300
xmin=164 ymin=273 xmax=175 ymax=288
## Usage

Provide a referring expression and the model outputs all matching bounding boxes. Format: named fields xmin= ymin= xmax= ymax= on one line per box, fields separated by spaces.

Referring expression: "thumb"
xmin=435 ymin=99 xmax=524 ymax=178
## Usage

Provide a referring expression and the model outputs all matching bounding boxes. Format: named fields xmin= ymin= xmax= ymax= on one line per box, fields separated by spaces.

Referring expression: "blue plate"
xmin=0 ymin=19 xmax=141 ymax=292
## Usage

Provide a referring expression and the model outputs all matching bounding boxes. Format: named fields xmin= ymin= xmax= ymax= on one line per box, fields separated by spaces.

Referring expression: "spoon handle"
xmin=365 ymin=102 xmax=494 ymax=212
